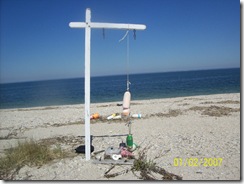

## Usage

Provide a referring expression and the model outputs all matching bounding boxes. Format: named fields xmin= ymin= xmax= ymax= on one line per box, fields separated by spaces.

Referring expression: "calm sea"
xmin=0 ymin=68 xmax=240 ymax=109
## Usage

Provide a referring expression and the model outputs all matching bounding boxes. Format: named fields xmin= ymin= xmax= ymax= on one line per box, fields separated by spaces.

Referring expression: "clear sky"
xmin=0 ymin=0 xmax=240 ymax=83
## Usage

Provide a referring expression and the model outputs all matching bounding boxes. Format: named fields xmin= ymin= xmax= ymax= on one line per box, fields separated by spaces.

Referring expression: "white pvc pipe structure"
xmin=69 ymin=8 xmax=146 ymax=160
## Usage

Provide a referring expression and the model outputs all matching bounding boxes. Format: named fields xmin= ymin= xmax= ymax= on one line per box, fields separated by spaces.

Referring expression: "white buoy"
xmin=132 ymin=114 xmax=142 ymax=118
xmin=122 ymin=91 xmax=131 ymax=116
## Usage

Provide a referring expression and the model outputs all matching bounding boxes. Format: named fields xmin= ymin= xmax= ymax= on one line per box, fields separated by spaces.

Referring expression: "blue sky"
xmin=0 ymin=0 xmax=240 ymax=83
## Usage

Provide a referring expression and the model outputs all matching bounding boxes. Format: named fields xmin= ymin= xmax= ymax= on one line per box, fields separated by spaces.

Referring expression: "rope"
xmin=119 ymin=30 xmax=131 ymax=91
xmin=119 ymin=30 xmax=129 ymax=42
xmin=103 ymin=28 xmax=105 ymax=39
xmin=126 ymin=31 xmax=130 ymax=91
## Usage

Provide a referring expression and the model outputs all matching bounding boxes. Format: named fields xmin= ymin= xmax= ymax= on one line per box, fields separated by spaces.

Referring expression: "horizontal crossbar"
xmin=69 ymin=22 xmax=146 ymax=30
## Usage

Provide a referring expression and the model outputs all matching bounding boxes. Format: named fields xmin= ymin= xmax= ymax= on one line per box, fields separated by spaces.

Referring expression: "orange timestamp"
xmin=173 ymin=157 xmax=223 ymax=167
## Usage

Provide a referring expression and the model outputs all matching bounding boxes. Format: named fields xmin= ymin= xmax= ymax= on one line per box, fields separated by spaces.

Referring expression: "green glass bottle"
xmin=126 ymin=134 xmax=133 ymax=149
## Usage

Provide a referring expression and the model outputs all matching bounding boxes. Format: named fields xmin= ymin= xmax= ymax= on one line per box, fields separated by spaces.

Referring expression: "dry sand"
xmin=0 ymin=93 xmax=240 ymax=180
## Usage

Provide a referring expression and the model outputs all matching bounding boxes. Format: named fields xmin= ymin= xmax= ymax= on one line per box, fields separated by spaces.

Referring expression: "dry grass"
xmin=103 ymin=145 xmax=182 ymax=180
xmin=90 ymin=109 xmax=183 ymax=124
xmin=178 ymin=103 xmax=190 ymax=106
xmin=200 ymin=100 xmax=240 ymax=105
xmin=0 ymin=140 xmax=68 ymax=180
xmin=189 ymin=105 xmax=240 ymax=117
xmin=50 ymin=121 xmax=83 ymax=127
xmin=17 ymin=107 xmax=59 ymax=111
xmin=131 ymin=146 xmax=182 ymax=180
xmin=217 ymin=100 xmax=240 ymax=104
xmin=151 ymin=109 xmax=182 ymax=118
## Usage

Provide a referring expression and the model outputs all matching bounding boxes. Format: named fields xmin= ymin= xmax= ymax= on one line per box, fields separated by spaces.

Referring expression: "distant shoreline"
xmin=0 ymin=67 xmax=240 ymax=84
xmin=0 ymin=68 xmax=240 ymax=109
xmin=0 ymin=92 xmax=240 ymax=111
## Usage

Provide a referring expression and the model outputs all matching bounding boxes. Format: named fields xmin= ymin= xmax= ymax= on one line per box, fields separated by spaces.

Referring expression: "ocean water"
xmin=0 ymin=68 xmax=240 ymax=109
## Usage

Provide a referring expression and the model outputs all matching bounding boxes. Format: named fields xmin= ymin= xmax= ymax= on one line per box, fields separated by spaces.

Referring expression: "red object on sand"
xmin=120 ymin=147 xmax=134 ymax=157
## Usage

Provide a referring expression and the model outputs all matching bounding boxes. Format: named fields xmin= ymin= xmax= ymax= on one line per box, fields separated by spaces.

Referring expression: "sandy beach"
xmin=0 ymin=93 xmax=240 ymax=180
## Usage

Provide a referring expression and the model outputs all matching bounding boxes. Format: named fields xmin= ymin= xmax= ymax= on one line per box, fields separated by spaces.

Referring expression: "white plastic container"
xmin=113 ymin=115 xmax=122 ymax=119
xmin=132 ymin=114 xmax=142 ymax=118
xmin=107 ymin=113 xmax=116 ymax=120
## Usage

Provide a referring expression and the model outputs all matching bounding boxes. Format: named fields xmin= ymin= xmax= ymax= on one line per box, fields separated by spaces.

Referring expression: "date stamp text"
xmin=173 ymin=157 xmax=223 ymax=167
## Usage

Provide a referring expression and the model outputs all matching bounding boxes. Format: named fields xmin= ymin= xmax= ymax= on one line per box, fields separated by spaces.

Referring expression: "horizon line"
xmin=0 ymin=67 xmax=240 ymax=84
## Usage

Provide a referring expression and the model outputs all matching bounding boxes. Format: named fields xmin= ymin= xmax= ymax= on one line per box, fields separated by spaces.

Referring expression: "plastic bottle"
xmin=132 ymin=114 xmax=142 ymax=118
xmin=126 ymin=134 xmax=133 ymax=149
xmin=113 ymin=115 xmax=121 ymax=119
xmin=107 ymin=113 xmax=116 ymax=120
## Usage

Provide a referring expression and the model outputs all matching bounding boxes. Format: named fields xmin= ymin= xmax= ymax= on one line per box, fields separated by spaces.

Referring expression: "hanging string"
xmin=119 ymin=30 xmax=129 ymax=42
xmin=126 ymin=31 xmax=131 ymax=91
xmin=133 ymin=29 xmax=136 ymax=40
xmin=103 ymin=28 xmax=105 ymax=39
xmin=119 ymin=30 xmax=131 ymax=91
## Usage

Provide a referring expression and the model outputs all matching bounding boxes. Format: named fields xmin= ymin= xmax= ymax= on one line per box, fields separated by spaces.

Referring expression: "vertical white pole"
xmin=85 ymin=8 xmax=91 ymax=160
